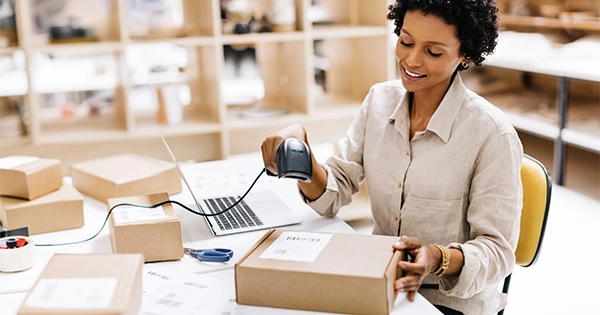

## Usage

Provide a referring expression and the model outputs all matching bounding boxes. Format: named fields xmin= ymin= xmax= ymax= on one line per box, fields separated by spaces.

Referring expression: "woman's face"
xmin=395 ymin=10 xmax=463 ymax=96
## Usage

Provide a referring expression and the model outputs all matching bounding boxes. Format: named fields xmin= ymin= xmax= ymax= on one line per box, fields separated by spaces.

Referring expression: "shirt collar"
xmin=388 ymin=73 xmax=467 ymax=143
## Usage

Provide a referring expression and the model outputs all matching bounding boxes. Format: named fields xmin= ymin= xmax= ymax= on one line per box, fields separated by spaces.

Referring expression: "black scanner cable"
xmin=35 ymin=168 xmax=267 ymax=247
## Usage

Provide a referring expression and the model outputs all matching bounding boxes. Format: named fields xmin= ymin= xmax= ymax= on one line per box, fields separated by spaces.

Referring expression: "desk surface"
xmin=0 ymin=150 xmax=441 ymax=315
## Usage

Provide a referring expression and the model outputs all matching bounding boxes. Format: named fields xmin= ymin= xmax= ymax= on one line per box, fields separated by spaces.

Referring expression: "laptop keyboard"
xmin=204 ymin=196 xmax=264 ymax=230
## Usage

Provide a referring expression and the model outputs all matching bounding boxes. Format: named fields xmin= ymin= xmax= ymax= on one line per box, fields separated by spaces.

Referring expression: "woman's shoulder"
xmin=462 ymin=89 xmax=516 ymax=134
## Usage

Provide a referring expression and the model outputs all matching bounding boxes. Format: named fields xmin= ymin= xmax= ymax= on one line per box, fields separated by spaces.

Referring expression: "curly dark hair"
xmin=387 ymin=0 xmax=499 ymax=69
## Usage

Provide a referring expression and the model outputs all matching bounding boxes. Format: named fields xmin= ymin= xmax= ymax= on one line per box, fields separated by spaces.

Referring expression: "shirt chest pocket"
xmin=400 ymin=195 xmax=465 ymax=245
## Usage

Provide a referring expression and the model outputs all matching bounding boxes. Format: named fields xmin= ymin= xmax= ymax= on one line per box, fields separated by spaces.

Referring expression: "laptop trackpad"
xmin=245 ymin=191 xmax=293 ymax=214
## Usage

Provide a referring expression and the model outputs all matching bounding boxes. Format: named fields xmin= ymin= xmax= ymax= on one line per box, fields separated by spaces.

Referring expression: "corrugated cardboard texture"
xmin=107 ymin=193 xmax=183 ymax=262
xmin=18 ymin=253 xmax=144 ymax=315
xmin=235 ymin=229 xmax=404 ymax=315
xmin=0 ymin=158 xmax=63 ymax=200
xmin=70 ymin=153 xmax=182 ymax=203
xmin=0 ymin=184 xmax=84 ymax=235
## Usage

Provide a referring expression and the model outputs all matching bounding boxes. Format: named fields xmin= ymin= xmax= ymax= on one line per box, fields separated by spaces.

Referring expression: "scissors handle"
xmin=184 ymin=247 xmax=234 ymax=263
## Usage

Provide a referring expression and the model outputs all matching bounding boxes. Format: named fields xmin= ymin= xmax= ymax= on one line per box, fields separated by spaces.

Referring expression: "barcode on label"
xmin=156 ymin=299 xmax=182 ymax=308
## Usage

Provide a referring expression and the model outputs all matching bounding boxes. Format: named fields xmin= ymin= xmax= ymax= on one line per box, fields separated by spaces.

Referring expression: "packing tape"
xmin=0 ymin=236 xmax=34 ymax=272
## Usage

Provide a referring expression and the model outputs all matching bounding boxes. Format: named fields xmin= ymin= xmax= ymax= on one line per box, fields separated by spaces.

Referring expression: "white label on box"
xmin=24 ymin=278 xmax=118 ymax=309
xmin=0 ymin=156 xmax=38 ymax=169
xmin=259 ymin=231 xmax=332 ymax=262
xmin=113 ymin=205 xmax=167 ymax=224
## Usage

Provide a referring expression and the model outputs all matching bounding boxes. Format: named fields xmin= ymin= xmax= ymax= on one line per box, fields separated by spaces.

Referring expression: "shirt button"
xmin=397 ymin=182 xmax=402 ymax=188
xmin=406 ymin=152 xmax=410 ymax=156
xmin=394 ymin=215 xmax=398 ymax=220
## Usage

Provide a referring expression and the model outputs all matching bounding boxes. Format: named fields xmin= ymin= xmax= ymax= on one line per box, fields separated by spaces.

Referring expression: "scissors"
xmin=183 ymin=247 xmax=234 ymax=263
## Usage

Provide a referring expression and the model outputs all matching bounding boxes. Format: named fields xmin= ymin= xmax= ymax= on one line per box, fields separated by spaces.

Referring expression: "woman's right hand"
xmin=261 ymin=124 xmax=308 ymax=176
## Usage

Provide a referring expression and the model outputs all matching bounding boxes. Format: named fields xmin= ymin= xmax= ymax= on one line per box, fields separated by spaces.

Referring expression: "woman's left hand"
xmin=392 ymin=235 xmax=441 ymax=302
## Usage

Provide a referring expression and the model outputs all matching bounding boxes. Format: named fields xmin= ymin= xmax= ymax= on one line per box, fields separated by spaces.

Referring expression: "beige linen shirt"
xmin=305 ymin=74 xmax=523 ymax=315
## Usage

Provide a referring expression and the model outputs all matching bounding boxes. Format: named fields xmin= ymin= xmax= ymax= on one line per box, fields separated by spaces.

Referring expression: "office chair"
xmin=498 ymin=154 xmax=552 ymax=315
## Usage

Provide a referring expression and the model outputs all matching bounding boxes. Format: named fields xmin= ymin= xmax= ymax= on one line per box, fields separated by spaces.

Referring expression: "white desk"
xmin=0 ymin=150 xmax=441 ymax=315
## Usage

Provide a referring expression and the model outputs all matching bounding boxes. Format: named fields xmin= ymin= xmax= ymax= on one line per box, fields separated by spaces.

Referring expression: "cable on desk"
xmin=35 ymin=168 xmax=267 ymax=247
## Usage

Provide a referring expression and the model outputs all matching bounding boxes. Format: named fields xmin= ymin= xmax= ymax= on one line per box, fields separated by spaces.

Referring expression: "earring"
xmin=461 ymin=60 xmax=469 ymax=70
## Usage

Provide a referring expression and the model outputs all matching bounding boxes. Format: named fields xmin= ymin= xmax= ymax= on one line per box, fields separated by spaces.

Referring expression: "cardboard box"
xmin=235 ymin=229 xmax=405 ymax=315
xmin=70 ymin=153 xmax=182 ymax=203
xmin=18 ymin=253 xmax=144 ymax=315
xmin=0 ymin=184 xmax=84 ymax=235
xmin=0 ymin=156 xmax=63 ymax=200
xmin=107 ymin=192 xmax=183 ymax=262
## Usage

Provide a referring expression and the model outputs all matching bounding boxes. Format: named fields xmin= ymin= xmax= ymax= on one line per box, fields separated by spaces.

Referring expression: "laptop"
xmin=161 ymin=136 xmax=302 ymax=236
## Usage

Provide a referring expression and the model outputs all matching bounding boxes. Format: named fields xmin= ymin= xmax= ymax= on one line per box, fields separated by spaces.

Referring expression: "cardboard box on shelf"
xmin=17 ymin=253 xmax=144 ymax=315
xmin=107 ymin=192 xmax=183 ymax=263
xmin=0 ymin=156 xmax=63 ymax=200
xmin=0 ymin=184 xmax=84 ymax=235
xmin=70 ymin=153 xmax=182 ymax=203
xmin=235 ymin=229 xmax=405 ymax=315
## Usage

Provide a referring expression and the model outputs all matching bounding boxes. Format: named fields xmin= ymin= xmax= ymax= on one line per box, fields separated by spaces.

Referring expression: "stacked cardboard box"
xmin=0 ymin=156 xmax=84 ymax=234
xmin=70 ymin=153 xmax=182 ymax=203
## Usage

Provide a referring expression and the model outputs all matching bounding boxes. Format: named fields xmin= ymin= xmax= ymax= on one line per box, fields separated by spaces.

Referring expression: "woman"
xmin=261 ymin=1 xmax=523 ymax=314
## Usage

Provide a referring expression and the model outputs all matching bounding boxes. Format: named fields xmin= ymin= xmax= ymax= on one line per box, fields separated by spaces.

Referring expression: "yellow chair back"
xmin=515 ymin=154 xmax=552 ymax=267
xmin=499 ymin=154 xmax=552 ymax=314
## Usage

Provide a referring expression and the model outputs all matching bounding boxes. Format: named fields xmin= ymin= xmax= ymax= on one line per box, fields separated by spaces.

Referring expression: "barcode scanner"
xmin=266 ymin=138 xmax=312 ymax=183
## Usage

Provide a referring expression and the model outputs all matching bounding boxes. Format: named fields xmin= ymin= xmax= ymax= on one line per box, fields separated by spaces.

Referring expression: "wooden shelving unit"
xmin=468 ymin=0 xmax=599 ymax=195
xmin=0 ymin=0 xmax=395 ymax=172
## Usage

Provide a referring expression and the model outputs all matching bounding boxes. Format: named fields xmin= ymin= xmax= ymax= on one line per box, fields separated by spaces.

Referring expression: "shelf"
xmin=562 ymin=129 xmax=600 ymax=153
xmin=312 ymin=25 xmax=388 ymax=39
xmin=131 ymin=73 xmax=189 ymax=87
xmin=132 ymin=36 xmax=216 ymax=47
xmin=0 ymin=46 xmax=19 ymax=55
xmin=499 ymin=14 xmax=600 ymax=31
xmin=32 ymin=41 xmax=123 ymax=55
xmin=38 ymin=114 xmax=124 ymax=145
xmin=221 ymin=31 xmax=307 ymax=45
xmin=132 ymin=120 xmax=222 ymax=137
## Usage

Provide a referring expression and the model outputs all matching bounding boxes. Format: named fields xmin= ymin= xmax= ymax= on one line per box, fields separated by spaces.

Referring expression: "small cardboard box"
xmin=18 ymin=253 xmax=144 ymax=315
xmin=0 ymin=156 xmax=63 ymax=200
xmin=70 ymin=153 xmax=182 ymax=203
xmin=0 ymin=184 xmax=84 ymax=235
xmin=107 ymin=192 xmax=183 ymax=262
xmin=235 ymin=229 xmax=405 ymax=315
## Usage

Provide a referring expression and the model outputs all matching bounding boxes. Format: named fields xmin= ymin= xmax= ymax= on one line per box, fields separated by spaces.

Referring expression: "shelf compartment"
xmin=313 ymin=35 xmax=389 ymax=114
xmin=316 ymin=0 xmax=389 ymax=28
xmin=128 ymin=42 xmax=222 ymax=130
xmin=125 ymin=0 xmax=218 ymax=40
xmin=26 ymin=0 xmax=122 ymax=46
xmin=36 ymin=88 xmax=125 ymax=144
xmin=255 ymin=40 xmax=308 ymax=114
xmin=30 ymin=52 xmax=121 ymax=94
